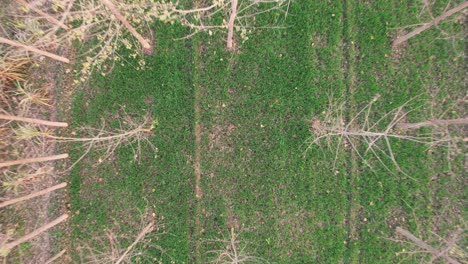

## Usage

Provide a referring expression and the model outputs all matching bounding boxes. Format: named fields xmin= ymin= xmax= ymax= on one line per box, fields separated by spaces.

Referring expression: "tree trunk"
xmin=0 ymin=154 xmax=69 ymax=168
xmin=0 ymin=182 xmax=67 ymax=208
xmin=0 ymin=37 xmax=70 ymax=63
xmin=226 ymin=0 xmax=238 ymax=50
xmin=0 ymin=114 xmax=68 ymax=127
xmin=0 ymin=214 xmax=68 ymax=255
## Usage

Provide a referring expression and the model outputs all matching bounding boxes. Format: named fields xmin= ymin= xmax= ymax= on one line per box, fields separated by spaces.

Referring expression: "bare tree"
xmin=13 ymin=112 xmax=157 ymax=169
xmin=307 ymin=95 xmax=456 ymax=178
xmin=206 ymin=227 xmax=267 ymax=264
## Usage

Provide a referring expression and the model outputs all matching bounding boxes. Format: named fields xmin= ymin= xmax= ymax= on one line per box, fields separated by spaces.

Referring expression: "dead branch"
xmin=100 ymin=0 xmax=151 ymax=49
xmin=115 ymin=222 xmax=154 ymax=264
xmin=0 ymin=37 xmax=70 ymax=63
xmin=395 ymin=227 xmax=460 ymax=264
xmin=0 ymin=214 xmax=68 ymax=256
xmin=0 ymin=182 xmax=67 ymax=208
xmin=397 ymin=117 xmax=468 ymax=129
xmin=15 ymin=0 xmax=69 ymax=30
xmin=0 ymin=114 xmax=68 ymax=127
xmin=227 ymin=0 xmax=238 ymax=50
xmin=430 ymin=227 xmax=464 ymax=263
xmin=46 ymin=126 xmax=152 ymax=142
xmin=44 ymin=249 xmax=66 ymax=264
xmin=175 ymin=4 xmax=218 ymax=14
xmin=393 ymin=2 xmax=468 ymax=46
xmin=0 ymin=153 xmax=69 ymax=168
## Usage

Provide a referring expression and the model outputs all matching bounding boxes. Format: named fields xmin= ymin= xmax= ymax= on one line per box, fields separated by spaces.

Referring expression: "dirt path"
xmin=191 ymin=36 xmax=204 ymax=263
xmin=342 ymin=0 xmax=360 ymax=262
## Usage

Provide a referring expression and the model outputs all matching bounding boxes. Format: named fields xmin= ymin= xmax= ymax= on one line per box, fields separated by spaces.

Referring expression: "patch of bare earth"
xmin=0 ymin=45 xmax=74 ymax=263
xmin=26 ymin=49 xmax=74 ymax=263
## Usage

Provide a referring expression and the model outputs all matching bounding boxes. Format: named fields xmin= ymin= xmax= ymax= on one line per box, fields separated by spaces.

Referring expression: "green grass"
xmin=61 ymin=0 xmax=466 ymax=263
xmin=66 ymin=22 xmax=195 ymax=263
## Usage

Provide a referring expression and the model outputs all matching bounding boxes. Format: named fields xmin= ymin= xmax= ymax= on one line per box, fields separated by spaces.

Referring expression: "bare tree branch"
xmin=396 ymin=227 xmax=460 ymax=264
xmin=0 ymin=114 xmax=68 ymax=127
xmin=115 ymin=222 xmax=154 ymax=264
xmin=0 ymin=154 xmax=69 ymax=168
xmin=0 ymin=183 xmax=67 ymax=208
xmin=227 ymin=0 xmax=238 ymax=50
xmin=397 ymin=117 xmax=468 ymax=130
xmin=393 ymin=2 xmax=468 ymax=46
xmin=0 ymin=37 xmax=70 ymax=63
xmin=44 ymin=249 xmax=66 ymax=264
xmin=0 ymin=214 xmax=68 ymax=256
xmin=100 ymin=0 xmax=151 ymax=49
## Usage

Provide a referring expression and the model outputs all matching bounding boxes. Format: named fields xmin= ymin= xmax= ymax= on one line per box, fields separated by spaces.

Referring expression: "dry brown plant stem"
xmin=0 ymin=182 xmax=67 ymax=208
xmin=15 ymin=0 xmax=69 ymax=30
xmin=393 ymin=1 xmax=468 ymax=46
xmin=115 ymin=222 xmax=154 ymax=264
xmin=44 ymin=249 xmax=66 ymax=264
xmin=397 ymin=117 xmax=468 ymax=129
xmin=100 ymin=0 xmax=151 ymax=49
xmin=0 ymin=37 xmax=70 ymax=63
xmin=227 ymin=0 xmax=238 ymax=50
xmin=0 ymin=114 xmax=68 ymax=127
xmin=47 ymin=127 xmax=151 ymax=142
xmin=395 ymin=227 xmax=460 ymax=264
xmin=229 ymin=228 xmax=239 ymax=263
xmin=0 ymin=154 xmax=69 ymax=168
xmin=0 ymin=214 xmax=68 ymax=255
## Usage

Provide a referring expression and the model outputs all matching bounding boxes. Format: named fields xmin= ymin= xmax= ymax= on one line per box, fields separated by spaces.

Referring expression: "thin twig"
xmin=393 ymin=1 xmax=468 ymax=46
xmin=0 ymin=114 xmax=68 ymax=127
xmin=0 ymin=182 xmax=67 ymax=208
xmin=45 ymin=249 xmax=66 ymax=264
xmin=175 ymin=4 xmax=217 ymax=14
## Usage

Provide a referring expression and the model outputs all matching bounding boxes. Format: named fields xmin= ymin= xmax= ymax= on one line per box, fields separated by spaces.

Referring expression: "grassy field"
xmin=60 ymin=0 xmax=466 ymax=263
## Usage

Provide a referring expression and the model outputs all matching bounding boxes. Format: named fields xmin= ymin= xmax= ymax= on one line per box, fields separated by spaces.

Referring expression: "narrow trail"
xmin=192 ymin=36 xmax=203 ymax=263
xmin=342 ymin=0 xmax=360 ymax=262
